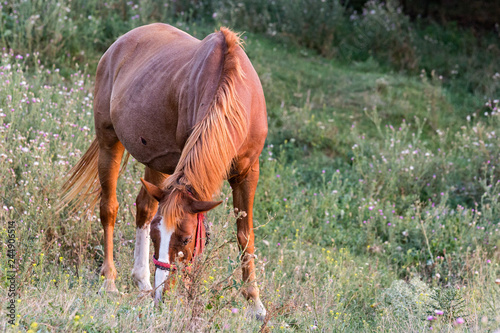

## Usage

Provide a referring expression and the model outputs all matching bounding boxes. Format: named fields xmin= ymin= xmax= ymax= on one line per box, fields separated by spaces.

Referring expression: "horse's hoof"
xmin=137 ymin=290 xmax=153 ymax=299
xmin=134 ymin=280 xmax=153 ymax=293
xmin=246 ymin=298 xmax=267 ymax=321
xmin=98 ymin=279 xmax=119 ymax=295
xmin=188 ymin=317 xmax=207 ymax=332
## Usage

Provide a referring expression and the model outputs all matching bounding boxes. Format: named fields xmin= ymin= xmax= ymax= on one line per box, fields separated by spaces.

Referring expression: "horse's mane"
xmin=161 ymin=27 xmax=247 ymax=228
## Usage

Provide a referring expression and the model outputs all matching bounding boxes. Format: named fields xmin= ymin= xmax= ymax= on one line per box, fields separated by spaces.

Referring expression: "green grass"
xmin=1 ymin=1 xmax=500 ymax=332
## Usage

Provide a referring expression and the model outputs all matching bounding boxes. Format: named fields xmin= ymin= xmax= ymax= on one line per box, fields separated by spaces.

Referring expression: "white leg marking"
xmin=154 ymin=218 xmax=174 ymax=303
xmin=247 ymin=297 xmax=267 ymax=321
xmin=131 ymin=225 xmax=153 ymax=292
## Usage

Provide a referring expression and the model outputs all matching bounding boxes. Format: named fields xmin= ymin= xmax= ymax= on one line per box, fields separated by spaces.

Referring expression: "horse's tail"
xmin=57 ymin=138 xmax=130 ymax=215
xmin=56 ymin=138 xmax=101 ymax=214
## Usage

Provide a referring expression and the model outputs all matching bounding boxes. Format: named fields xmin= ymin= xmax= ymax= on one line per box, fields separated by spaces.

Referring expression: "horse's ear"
xmin=189 ymin=199 xmax=222 ymax=214
xmin=140 ymin=178 xmax=165 ymax=202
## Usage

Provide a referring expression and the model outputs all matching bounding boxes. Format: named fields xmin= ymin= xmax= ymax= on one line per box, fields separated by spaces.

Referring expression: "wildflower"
xmin=30 ymin=322 xmax=38 ymax=329
xmin=231 ymin=308 xmax=238 ymax=314
xmin=427 ymin=316 xmax=434 ymax=321
xmin=455 ymin=317 xmax=465 ymax=324
xmin=434 ymin=310 xmax=444 ymax=315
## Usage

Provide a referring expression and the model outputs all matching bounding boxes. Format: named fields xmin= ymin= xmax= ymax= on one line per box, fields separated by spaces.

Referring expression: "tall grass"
xmin=1 ymin=46 xmax=500 ymax=331
xmin=1 ymin=0 xmax=498 ymax=101
xmin=1 ymin=0 xmax=500 ymax=331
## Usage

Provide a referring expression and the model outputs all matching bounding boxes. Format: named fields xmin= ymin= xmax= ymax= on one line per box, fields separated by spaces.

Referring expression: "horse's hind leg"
xmin=229 ymin=160 xmax=266 ymax=320
xmin=97 ymin=140 xmax=125 ymax=293
xmin=131 ymin=167 xmax=168 ymax=293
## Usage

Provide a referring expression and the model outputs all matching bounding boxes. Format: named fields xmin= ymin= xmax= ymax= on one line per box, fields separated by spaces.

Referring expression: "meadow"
xmin=1 ymin=0 xmax=500 ymax=332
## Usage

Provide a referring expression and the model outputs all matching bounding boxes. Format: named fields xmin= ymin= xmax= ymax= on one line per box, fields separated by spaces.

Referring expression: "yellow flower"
xmin=30 ymin=322 xmax=38 ymax=329
xmin=74 ymin=315 xmax=80 ymax=321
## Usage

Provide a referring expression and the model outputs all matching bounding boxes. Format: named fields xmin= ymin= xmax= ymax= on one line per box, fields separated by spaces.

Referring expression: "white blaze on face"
xmin=154 ymin=218 xmax=174 ymax=303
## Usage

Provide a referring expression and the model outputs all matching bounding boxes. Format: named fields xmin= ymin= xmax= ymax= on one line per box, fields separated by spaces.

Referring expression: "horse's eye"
xmin=182 ymin=236 xmax=192 ymax=245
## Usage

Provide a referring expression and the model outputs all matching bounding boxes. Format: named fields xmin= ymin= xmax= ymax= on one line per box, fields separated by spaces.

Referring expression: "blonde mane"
xmin=161 ymin=27 xmax=248 ymax=228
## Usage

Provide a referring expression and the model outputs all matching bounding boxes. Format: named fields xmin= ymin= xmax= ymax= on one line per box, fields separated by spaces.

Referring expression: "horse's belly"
xmin=141 ymin=152 xmax=180 ymax=175
xmin=112 ymin=111 xmax=181 ymax=175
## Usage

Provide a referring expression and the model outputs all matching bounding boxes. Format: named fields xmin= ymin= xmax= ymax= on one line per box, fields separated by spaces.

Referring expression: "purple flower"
xmin=231 ymin=308 xmax=238 ymax=314
xmin=455 ymin=317 xmax=465 ymax=324
xmin=434 ymin=310 xmax=444 ymax=315
xmin=427 ymin=316 xmax=434 ymax=321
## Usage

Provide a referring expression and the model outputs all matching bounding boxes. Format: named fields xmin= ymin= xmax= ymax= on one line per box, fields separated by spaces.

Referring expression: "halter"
xmin=152 ymin=213 xmax=206 ymax=271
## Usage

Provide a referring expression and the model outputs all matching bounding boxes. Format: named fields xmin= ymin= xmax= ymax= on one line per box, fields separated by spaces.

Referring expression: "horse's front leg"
xmin=230 ymin=161 xmax=266 ymax=320
xmin=131 ymin=167 xmax=168 ymax=293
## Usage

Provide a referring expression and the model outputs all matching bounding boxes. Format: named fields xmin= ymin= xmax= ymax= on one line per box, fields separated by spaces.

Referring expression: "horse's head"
xmin=140 ymin=178 xmax=221 ymax=302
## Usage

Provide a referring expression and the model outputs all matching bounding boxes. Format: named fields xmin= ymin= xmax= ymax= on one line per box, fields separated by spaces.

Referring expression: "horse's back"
xmin=94 ymin=24 xmax=199 ymax=172
xmin=93 ymin=23 xmax=267 ymax=176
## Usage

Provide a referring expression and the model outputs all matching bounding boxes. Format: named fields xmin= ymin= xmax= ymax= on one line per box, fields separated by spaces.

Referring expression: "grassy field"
xmin=1 ymin=1 xmax=500 ymax=332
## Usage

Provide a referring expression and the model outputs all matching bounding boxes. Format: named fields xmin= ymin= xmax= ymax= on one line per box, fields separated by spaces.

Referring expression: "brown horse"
xmin=59 ymin=23 xmax=267 ymax=319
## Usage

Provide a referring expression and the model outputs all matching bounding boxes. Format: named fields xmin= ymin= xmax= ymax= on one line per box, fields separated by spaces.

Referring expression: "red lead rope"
xmin=152 ymin=213 xmax=205 ymax=271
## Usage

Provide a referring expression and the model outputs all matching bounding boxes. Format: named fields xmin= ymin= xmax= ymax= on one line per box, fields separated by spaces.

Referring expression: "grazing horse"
xmin=59 ymin=23 xmax=268 ymax=319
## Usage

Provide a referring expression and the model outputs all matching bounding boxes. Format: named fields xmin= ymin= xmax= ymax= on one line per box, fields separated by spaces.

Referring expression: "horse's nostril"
xmin=140 ymin=137 xmax=147 ymax=145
